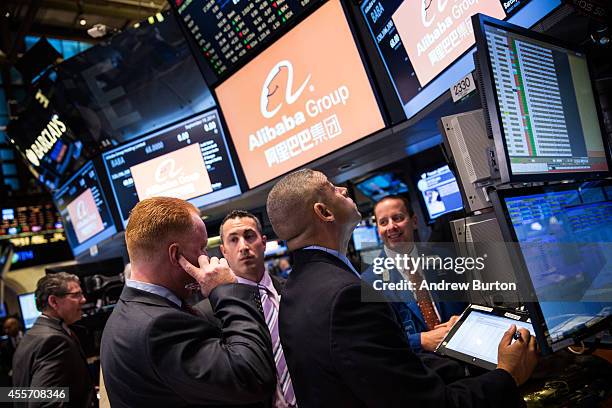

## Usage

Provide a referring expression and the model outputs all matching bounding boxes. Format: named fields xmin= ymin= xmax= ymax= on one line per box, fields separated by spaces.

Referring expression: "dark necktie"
xmin=407 ymin=271 xmax=441 ymax=330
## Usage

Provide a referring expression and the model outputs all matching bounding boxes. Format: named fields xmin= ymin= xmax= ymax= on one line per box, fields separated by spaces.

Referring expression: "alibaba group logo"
xmin=422 ymin=0 xmax=448 ymax=28
xmin=155 ymin=158 xmax=183 ymax=183
xmin=260 ymin=60 xmax=311 ymax=119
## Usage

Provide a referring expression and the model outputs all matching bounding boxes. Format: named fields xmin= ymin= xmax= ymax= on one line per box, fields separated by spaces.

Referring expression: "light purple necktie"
xmin=259 ymin=286 xmax=297 ymax=407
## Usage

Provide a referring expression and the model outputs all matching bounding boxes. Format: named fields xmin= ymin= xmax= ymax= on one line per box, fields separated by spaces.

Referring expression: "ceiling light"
xmin=5 ymin=12 xmax=10 ymax=18
xmin=79 ymin=18 xmax=87 ymax=26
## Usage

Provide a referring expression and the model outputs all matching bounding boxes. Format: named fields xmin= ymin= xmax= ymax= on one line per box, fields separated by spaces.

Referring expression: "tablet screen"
xmin=444 ymin=311 xmax=534 ymax=365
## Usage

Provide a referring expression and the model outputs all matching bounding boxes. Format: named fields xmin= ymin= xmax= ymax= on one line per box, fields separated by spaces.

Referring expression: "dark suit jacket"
xmin=193 ymin=274 xmax=285 ymax=319
xmin=362 ymin=249 xmax=467 ymax=351
xmin=0 ymin=336 xmax=17 ymax=386
xmin=280 ymin=248 xmax=521 ymax=408
xmin=12 ymin=316 xmax=95 ymax=408
xmin=101 ymin=283 xmax=276 ymax=408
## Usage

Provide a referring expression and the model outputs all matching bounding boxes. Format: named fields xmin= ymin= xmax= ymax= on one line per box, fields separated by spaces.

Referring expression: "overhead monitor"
xmin=215 ymin=0 xmax=385 ymax=188
xmin=54 ymin=11 xmax=215 ymax=148
xmin=18 ymin=292 xmax=42 ymax=330
xmin=102 ymin=109 xmax=241 ymax=227
xmin=492 ymin=180 xmax=611 ymax=353
xmin=360 ymin=0 xmax=561 ymax=119
xmin=474 ymin=14 xmax=610 ymax=183
xmin=355 ymin=172 xmax=408 ymax=203
xmin=53 ymin=161 xmax=119 ymax=256
xmin=171 ymin=0 xmax=324 ymax=80
xmin=416 ymin=165 xmax=464 ymax=221
xmin=6 ymin=98 xmax=89 ymax=191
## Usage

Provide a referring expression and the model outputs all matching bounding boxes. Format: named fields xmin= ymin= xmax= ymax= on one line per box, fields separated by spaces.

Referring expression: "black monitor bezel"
xmin=52 ymin=158 xmax=122 ymax=257
xmin=473 ymin=13 xmax=611 ymax=184
xmin=490 ymin=179 xmax=612 ymax=354
xmin=100 ymin=107 xmax=243 ymax=226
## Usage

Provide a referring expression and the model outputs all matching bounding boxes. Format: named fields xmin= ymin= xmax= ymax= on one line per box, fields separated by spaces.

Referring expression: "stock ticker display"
xmin=174 ymin=0 xmax=323 ymax=77
xmin=0 ymin=204 xmax=65 ymax=247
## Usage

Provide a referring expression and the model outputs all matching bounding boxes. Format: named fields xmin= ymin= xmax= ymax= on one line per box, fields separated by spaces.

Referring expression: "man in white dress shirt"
xmin=219 ymin=210 xmax=297 ymax=408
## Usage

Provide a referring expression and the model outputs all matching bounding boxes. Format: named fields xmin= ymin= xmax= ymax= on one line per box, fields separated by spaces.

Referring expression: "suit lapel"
xmin=382 ymin=259 xmax=428 ymax=330
xmin=270 ymin=275 xmax=286 ymax=294
xmin=35 ymin=317 xmax=90 ymax=367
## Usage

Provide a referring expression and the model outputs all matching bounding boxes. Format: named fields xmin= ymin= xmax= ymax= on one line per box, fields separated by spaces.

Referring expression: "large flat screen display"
xmin=475 ymin=15 xmax=609 ymax=182
xmin=215 ymin=0 xmax=385 ymax=188
xmin=360 ymin=0 xmax=561 ymax=119
xmin=54 ymin=11 xmax=215 ymax=148
xmin=172 ymin=0 xmax=324 ymax=79
xmin=494 ymin=181 xmax=611 ymax=352
xmin=53 ymin=161 xmax=118 ymax=256
xmin=102 ymin=109 xmax=241 ymax=227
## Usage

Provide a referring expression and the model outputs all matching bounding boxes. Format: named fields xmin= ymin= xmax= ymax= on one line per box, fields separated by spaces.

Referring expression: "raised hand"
xmin=179 ymin=255 xmax=237 ymax=297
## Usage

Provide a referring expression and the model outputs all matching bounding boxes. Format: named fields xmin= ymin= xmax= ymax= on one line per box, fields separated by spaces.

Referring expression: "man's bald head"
xmin=266 ymin=169 xmax=327 ymax=241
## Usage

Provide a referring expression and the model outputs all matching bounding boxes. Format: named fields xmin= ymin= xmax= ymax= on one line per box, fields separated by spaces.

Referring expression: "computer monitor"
xmin=215 ymin=0 xmax=385 ymax=188
xmin=18 ymin=292 xmax=42 ymax=330
xmin=492 ymin=180 xmax=611 ymax=353
xmin=416 ymin=165 xmax=464 ymax=221
xmin=355 ymin=172 xmax=408 ymax=203
xmin=170 ymin=0 xmax=324 ymax=80
xmin=352 ymin=224 xmax=380 ymax=252
xmin=102 ymin=109 xmax=241 ymax=227
xmin=360 ymin=0 xmax=561 ymax=119
xmin=54 ymin=10 xmax=215 ymax=149
xmin=473 ymin=14 xmax=610 ymax=183
xmin=53 ymin=160 xmax=119 ymax=256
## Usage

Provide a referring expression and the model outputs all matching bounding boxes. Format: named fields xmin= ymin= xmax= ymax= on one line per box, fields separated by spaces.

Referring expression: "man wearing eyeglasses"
xmin=12 ymin=272 xmax=95 ymax=408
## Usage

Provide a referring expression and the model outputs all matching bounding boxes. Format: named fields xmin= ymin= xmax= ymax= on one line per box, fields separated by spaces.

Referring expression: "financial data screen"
xmin=416 ymin=165 xmax=463 ymax=220
xmin=102 ymin=110 xmax=241 ymax=227
xmin=484 ymin=24 xmax=608 ymax=176
xmin=1 ymin=205 xmax=62 ymax=238
xmin=445 ymin=311 xmax=534 ymax=364
xmin=53 ymin=161 xmax=118 ymax=255
xmin=173 ymin=0 xmax=323 ymax=77
xmin=360 ymin=0 xmax=560 ymax=118
xmin=504 ymin=184 xmax=611 ymax=346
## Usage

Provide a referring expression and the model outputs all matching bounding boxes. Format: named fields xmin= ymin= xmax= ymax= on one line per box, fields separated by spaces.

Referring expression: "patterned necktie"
xmin=259 ymin=286 xmax=296 ymax=407
xmin=407 ymin=271 xmax=441 ymax=330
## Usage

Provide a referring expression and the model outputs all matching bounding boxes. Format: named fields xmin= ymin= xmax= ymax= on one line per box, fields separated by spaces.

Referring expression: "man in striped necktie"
xmin=219 ymin=210 xmax=297 ymax=408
